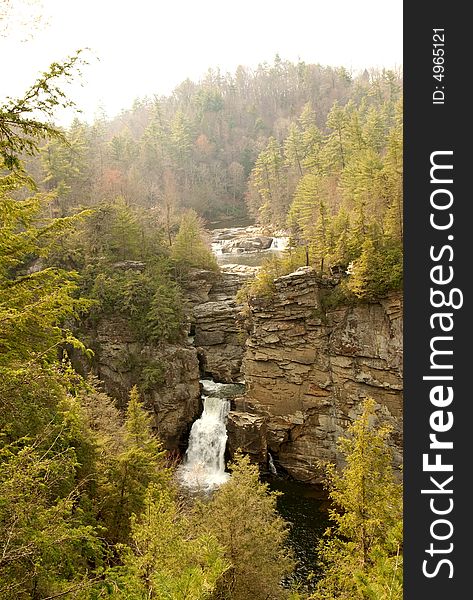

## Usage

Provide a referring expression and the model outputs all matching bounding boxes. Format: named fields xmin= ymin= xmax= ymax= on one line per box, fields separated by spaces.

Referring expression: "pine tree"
xmin=325 ymin=101 xmax=349 ymax=171
xmin=197 ymin=453 xmax=295 ymax=600
xmin=347 ymin=237 xmax=402 ymax=300
xmin=0 ymin=404 xmax=102 ymax=599
xmin=170 ymin=209 xmax=218 ymax=272
xmin=311 ymin=399 xmax=403 ymax=600
xmin=101 ymin=485 xmax=229 ymax=599
xmin=0 ymin=52 xmax=86 ymax=175
xmin=99 ymin=386 xmax=168 ymax=544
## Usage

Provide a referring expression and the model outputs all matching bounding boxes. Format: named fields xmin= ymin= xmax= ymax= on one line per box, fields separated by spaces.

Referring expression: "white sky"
xmin=1 ymin=0 xmax=403 ymax=124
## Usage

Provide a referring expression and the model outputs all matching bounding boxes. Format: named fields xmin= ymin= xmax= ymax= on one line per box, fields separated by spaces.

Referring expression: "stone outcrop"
xmin=193 ymin=300 xmax=244 ymax=382
xmin=76 ymin=264 xmax=254 ymax=454
xmin=184 ymin=266 xmax=257 ymax=382
xmin=221 ymin=236 xmax=273 ymax=253
xmin=227 ymin=267 xmax=403 ymax=484
xmin=227 ymin=410 xmax=267 ymax=462
xmin=77 ymin=316 xmax=201 ymax=452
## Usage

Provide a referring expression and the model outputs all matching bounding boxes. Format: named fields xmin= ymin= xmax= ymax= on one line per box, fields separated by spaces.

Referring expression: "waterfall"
xmin=177 ymin=395 xmax=230 ymax=491
xmin=268 ymin=452 xmax=278 ymax=475
xmin=269 ymin=236 xmax=290 ymax=251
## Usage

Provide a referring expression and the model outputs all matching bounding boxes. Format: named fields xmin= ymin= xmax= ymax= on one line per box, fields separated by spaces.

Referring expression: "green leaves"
xmin=312 ymin=399 xmax=403 ymax=600
xmin=0 ymin=51 xmax=87 ymax=174
xmin=248 ymin=75 xmax=403 ymax=298
xmin=197 ymin=453 xmax=295 ymax=600
xmin=0 ymin=434 xmax=101 ymax=599
xmin=170 ymin=209 xmax=219 ymax=272
xmin=347 ymin=238 xmax=403 ymax=300
xmin=100 ymin=485 xmax=229 ymax=600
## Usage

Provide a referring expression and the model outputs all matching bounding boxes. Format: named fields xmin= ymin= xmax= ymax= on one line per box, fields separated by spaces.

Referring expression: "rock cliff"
xmin=76 ymin=266 xmax=255 ymax=452
xmin=77 ymin=259 xmax=403 ymax=485
xmin=184 ymin=266 xmax=256 ymax=382
xmin=76 ymin=316 xmax=201 ymax=452
xmin=227 ymin=267 xmax=403 ymax=484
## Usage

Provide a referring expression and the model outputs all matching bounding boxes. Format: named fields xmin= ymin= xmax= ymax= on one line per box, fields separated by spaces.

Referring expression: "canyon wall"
xmin=78 ymin=261 xmax=403 ymax=485
xmin=76 ymin=316 xmax=201 ymax=452
xmin=75 ymin=266 xmax=253 ymax=452
xmin=228 ymin=267 xmax=403 ymax=483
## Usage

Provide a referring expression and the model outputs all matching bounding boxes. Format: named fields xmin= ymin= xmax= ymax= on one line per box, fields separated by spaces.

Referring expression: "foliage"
xmin=95 ymin=485 xmax=229 ymax=599
xmin=311 ymin=399 xmax=403 ymax=600
xmin=248 ymin=73 xmax=403 ymax=299
xmin=1 ymin=44 xmax=404 ymax=600
xmin=236 ymin=246 xmax=308 ymax=302
xmin=0 ymin=402 xmax=102 ymax=599
xmin=346 ymin=238 xmax=402 ymax=300
xmin=96 ymin=386 xmax=169 ymax=545
xmin=0 ymin=180 xmax=93 ymax=367
xmin=48 ymin=198 xmax=187 ymax=344
xmin=15 ymin=59 xmax=401 ymax=223
xmin=85 ymin=265 xmax=184 ymax=343
xmin=0 ymin=172 xmax=93 ymax=440
xmin=196 ymin=453 xmax=295 ymax=600
xmin=171 ymin=209 xmax=219 ymax=273
xmin=0 ymin=51 xmax=87 ymax=175
xmin=139 ymin=360 xmax=166 ymax=393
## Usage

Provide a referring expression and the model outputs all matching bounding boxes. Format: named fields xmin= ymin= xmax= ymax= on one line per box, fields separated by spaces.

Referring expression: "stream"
xmin=267 ymin=477 xmax=329 ymax=589
xmin=210 ymin=226 xmax=290 ymax=267
xmin=176 ymin=224 xmax=327 ymax=586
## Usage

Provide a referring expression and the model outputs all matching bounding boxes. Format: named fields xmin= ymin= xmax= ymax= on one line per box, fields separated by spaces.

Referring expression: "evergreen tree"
xmin=197 ymin=454 xmax=295 ymax=600
xmin=0 ymin=52 xmax=86 ymax=175
xmin=99 ymin=485 xmax=229 ymax=599
xmin=99 ymin=387 xmax=168 ymax=545
xmin=170 ymin=210 xmax=218 ymax=272
xmin=311 ymin=399 xmax=403 ymax=600
xmin=0 ymin=438 xmax=99 ymax=599
xmin=347 ymin=237 xmax=402 ymax=300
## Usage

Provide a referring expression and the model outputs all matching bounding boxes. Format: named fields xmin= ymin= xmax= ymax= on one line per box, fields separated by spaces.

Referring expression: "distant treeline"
xmin=30 ymin=57 xmax=400 ymax=223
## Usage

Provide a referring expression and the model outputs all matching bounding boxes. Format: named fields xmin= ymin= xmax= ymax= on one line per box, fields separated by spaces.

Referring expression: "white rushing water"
xmin=269 ymin=236 xmax=289 ymax=251
xmin=211 ymin=232 xmax=290 ymax=267
xmin=177 ymin=394 xmax=231 ymax=491
xmin=268 ymin=452 xmax=278 ymax=475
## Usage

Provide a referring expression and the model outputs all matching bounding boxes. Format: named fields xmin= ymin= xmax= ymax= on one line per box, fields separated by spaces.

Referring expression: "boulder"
xmin=227 ymin=411 xmax=267 ymax=462
xmin=221 ymin=236 xmax=273 ymax=253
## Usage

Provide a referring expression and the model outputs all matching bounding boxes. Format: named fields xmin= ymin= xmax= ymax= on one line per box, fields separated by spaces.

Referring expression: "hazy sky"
xmin=1 ymin=0 xmax=403 ymax=124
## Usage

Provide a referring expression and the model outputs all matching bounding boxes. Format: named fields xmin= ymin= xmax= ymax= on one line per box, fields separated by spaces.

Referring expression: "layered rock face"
xmin=185 ymin=266 xmax=257 ymax=383
xmin=229 ymin=267 xmax=403 ymax=484
xmin=78 ymin=317 xmax=201 ymax=452
xmin=75 ymin=265 xmax=254 ymax=454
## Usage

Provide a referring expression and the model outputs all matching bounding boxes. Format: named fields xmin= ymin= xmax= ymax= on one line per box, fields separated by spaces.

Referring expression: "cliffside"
xmin=227 ymin=267 xmax=403 ymax=484
xmin=76 ymin=261 xmax=403 ymax=485
xmin=76 ymin=316 xmax=202 ymax=452
xmin=186 ymin=266 xmax=256 ymax=382
xmin=74 ymin=266 xmax=254 ymax=452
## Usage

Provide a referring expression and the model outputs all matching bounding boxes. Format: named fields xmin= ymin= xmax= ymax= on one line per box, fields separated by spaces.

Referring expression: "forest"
xmin=1 ymin=50 xmax=403 ymax=599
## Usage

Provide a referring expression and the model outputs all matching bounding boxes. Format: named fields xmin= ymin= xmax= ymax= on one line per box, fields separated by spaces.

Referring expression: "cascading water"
xmin=177 ymin=392 xmax=231 ymax=491
xmin=211 ymin=226 xmax=290 ymax=267
xmin=269 ymin=236 xmax=289 ymax=251
xmin=268 ymin=452 xmax=278 ymax=475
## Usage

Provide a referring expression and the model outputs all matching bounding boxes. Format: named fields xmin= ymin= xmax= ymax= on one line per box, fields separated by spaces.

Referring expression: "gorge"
xmin=1 ymin=51 xmax=405 ymax=597
xmin=82 ymin=225 xmax=403 ymax=487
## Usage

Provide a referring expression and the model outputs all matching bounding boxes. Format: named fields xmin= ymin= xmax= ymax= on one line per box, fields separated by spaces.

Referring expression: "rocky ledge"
xmin=183 ymin=266 xmax=258 ymax=382
xmin=226 ymin=267 xmax=403 ymax=484
xmin=75 ymin=316 xmax=201 ymax=452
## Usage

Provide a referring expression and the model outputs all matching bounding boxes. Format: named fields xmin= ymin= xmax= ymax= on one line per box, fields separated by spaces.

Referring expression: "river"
xmin=210 ymin=226 xmax=290 ymax=267
xmin=177 ymin=227 xmax=328 ymax=589
xmin=266 ymin=477 xmax=329 ymax=590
